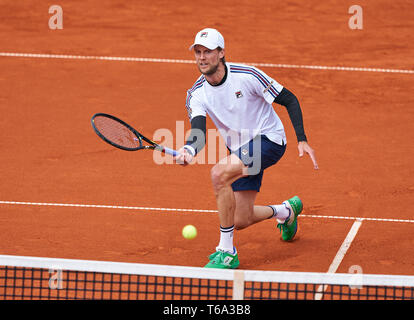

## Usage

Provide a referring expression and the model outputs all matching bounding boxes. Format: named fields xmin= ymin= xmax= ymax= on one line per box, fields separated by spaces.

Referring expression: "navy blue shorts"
xmin=231 ymin=135 xmax=286 ymax=192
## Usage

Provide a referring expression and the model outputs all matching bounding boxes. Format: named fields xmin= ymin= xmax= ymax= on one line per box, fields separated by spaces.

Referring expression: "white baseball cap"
xmin=189 ymin=28 xmax=225 ymax=51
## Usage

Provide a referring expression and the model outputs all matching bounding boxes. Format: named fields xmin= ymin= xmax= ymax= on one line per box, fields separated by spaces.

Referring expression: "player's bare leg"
xmin=205 ymin=153 xmax=246 ymax=268
xmin=210 ymin=153 xmax=247 ymax=233
xmin=233 ymin=191 xmax=303 ymax=242
xmin=234 ymin=191 xmax=272 ymax=229
xmin=233 ymin=191 xmax=293 ymax=230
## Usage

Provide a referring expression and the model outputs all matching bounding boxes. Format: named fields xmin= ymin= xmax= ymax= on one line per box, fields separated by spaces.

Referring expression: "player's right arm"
xmin=176 ymin=86 xmax=207 ymax=165
xmin=175 ymin=115 xmax=206 ymax=165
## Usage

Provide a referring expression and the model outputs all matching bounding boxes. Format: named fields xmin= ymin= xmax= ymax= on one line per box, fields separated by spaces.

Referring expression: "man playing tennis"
xmin=175 ymin=28 xmax=318 ymax=269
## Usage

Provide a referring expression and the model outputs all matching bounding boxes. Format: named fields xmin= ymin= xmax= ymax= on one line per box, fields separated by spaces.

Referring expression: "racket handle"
xmin=162 ymin=146 xmax=179 ymax=157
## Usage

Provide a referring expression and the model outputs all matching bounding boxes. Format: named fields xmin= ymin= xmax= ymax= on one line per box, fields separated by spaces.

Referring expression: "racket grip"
xmin=162 ymin=146 xmax=179 ymax=157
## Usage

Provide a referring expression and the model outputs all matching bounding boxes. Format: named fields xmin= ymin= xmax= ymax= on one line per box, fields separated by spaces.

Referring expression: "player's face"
xmin=194 ymin=45 xmax=224 ymax=76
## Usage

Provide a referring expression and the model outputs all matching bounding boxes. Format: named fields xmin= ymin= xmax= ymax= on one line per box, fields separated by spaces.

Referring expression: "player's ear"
xmin=218 ymin=48 xmax=225 ymax=59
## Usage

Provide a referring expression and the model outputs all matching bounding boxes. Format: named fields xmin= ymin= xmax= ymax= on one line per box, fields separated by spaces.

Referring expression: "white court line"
xmin=0 ymin=200 xmax=414 ymax=223
xmin=1 ymin=52 xmax=413 ymax=74
xmin=314 ymin=219 xmax=363 ymax=300
xmin=0 ymin=200 xmax=216 ymax=213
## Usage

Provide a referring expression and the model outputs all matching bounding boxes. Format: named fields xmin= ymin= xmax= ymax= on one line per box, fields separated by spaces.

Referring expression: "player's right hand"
xmin=174 ymin=147 xmax=193 ymax=166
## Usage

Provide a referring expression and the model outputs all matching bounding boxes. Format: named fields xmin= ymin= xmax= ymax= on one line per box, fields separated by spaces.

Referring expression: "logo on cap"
xmin=200 ymin=32 xmax=208 ymax=38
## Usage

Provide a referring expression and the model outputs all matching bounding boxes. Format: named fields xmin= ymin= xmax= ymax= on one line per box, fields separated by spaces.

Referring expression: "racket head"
xmin=91 ymin=113 xmax=154 ymax=151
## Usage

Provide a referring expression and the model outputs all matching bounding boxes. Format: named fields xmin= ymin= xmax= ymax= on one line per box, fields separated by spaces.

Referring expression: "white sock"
xmin=217 ymin=225 xmax=235 ymax=253
xmin=269 ymin=202 xmax=291 ymax=224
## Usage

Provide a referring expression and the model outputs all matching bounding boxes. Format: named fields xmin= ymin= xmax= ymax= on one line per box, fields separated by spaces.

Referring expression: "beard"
xmin=197 ymin=61 xmax=220 ymax=76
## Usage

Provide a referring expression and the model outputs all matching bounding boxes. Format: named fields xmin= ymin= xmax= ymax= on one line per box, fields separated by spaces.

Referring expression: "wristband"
xmin=183 ymin=145 xmax=196 ymax=157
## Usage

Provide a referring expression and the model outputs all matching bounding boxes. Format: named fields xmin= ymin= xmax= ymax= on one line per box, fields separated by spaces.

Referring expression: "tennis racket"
xmin=91 ymin=113 xmax=179 ymax=156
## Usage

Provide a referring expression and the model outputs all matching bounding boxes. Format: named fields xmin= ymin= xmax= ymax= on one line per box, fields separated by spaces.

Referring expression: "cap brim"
xmin=189 ymin=42 xmax=218 ymax=51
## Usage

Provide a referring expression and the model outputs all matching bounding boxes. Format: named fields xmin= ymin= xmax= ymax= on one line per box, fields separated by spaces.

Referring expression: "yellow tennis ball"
xmin=182 ymin=225 xmax=197 ymax=239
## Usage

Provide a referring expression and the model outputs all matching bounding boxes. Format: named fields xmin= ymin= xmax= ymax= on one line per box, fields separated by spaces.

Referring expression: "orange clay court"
xmin=0 ymin=0 xmax=413 ymax=276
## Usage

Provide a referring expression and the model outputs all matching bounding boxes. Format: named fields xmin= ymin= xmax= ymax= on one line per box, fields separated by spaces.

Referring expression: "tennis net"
xmin=0 ymin=254 xmax=413 ymax=300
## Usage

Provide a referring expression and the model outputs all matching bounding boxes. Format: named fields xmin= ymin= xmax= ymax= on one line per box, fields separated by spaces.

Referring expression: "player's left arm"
xmin=274 ymin=88 xmax=319 ymax=169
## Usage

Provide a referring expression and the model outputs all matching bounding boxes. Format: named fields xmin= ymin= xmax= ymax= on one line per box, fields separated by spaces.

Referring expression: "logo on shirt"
xmin=200 ymin=32 xmax=208 ymax=38
xmin=235 ymin=90 xmax=243 ymax=99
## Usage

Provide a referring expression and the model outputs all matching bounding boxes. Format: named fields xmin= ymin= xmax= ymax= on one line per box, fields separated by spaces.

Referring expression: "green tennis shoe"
xmin=204 ymin=249 xmax=240 ymax=269
xmin=277 ymin=196 xmax=303 ymax=241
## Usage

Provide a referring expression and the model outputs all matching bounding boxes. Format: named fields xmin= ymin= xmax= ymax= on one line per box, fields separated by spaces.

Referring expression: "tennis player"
xmin=175 ymin=28 xmax=318 ymax=269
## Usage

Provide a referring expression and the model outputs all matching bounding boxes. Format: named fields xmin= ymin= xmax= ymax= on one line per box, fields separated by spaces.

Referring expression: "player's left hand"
xmin=298 ymin=141 xmax=318 ymax=169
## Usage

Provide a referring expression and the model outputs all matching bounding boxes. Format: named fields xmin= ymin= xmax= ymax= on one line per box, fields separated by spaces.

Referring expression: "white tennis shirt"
xmin=186 ymin=63 xmax=287 ymax=151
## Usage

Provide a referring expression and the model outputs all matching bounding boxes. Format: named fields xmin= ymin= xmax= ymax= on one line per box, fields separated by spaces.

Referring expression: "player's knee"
xmin=234 ymin=208 xmax=254 ymax=230
xmin=210 ymin=165 xmax=227 ymax=192
xmin=234 ymin=219 xmax=248 ymax=230
xmin=234 ymin=216 xmax=254 ymax=230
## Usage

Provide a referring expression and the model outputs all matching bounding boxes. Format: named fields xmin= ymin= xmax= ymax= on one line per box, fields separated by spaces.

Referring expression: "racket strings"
xmin=93 ymin=116 xmax=142 ymax=149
